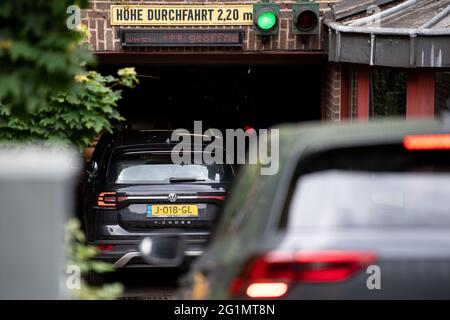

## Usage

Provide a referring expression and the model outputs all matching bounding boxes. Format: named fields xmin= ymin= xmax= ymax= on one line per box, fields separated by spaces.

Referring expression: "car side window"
xmin=88 ymin=134 xmax=111 ymax=175
xmin=87 ymin=161 xmax=99 ymax=176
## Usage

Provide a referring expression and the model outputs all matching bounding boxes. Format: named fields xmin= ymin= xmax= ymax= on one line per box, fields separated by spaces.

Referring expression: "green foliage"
xmin=0 ymin=0 xmax=93 ymax=114
xmin=65 ymin=218 xmax=124 ymax=300
xmin=0 ymin=1 xmax=140 ymax=300
xmin=0 ymin=68 xmax=139 ymax=150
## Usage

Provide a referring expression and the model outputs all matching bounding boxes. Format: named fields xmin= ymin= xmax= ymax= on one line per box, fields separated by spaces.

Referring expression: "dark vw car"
xmin=82 ymin=130 xmax=234 ymax=268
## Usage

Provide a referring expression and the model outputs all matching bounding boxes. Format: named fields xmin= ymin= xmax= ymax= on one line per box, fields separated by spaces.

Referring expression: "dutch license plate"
xmin=147 ymin=204 xmax=198 ymax=217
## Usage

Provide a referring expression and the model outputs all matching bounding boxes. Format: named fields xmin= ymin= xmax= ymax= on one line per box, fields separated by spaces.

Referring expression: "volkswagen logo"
xmin=167 ymin=193 xmax=178 ymax=202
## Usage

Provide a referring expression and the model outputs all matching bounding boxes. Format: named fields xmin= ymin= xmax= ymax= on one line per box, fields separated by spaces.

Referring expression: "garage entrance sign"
xmin=120 ymin=29 xmax=243 ymax=47
xmin=110 ymin=4 xmax=254 ymax=26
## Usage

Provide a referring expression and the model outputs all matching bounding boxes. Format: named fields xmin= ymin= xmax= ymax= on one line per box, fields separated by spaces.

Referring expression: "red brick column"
xmin=322 ymin=63 xmax=341 ymax=122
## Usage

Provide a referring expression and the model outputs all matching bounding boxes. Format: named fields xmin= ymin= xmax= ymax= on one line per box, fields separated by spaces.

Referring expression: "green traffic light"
xmin=257 ymin=11 xmax=277 ymax=30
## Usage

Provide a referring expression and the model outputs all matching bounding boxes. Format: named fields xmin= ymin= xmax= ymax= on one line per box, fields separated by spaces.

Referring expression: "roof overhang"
xmin=325 ymin=0 xmax=450 ymax=68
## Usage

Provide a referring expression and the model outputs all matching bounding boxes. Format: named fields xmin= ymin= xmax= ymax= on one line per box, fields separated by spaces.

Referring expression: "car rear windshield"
xmin=285 ymin=145 xmax=450 ymax=229
xmin=107 ymin=152 xmax=234 ymax=184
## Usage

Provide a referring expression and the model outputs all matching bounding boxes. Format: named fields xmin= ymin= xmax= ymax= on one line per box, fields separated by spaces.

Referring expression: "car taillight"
xmin=295 ymin=251 xmax=376 ymax=282
xmin=403 ymin=134 xmax=450 ymax=150
xmin=97 ymin=192 xmax=117 ymax=207
xmin=230 ymin=250 xmax=376 ymax=299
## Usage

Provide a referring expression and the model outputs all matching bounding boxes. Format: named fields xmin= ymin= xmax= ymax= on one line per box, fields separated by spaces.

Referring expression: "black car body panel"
xmin=82 ymin=130 xmax=233 ymax=268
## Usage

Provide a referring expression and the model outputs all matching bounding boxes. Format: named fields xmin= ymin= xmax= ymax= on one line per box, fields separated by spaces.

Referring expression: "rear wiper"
xmin=169 ymin=177 xmax=206 ymax=183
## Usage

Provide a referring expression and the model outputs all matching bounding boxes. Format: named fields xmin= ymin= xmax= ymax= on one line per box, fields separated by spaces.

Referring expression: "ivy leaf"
xmin=90 ymin=261 xmax=116 ymax=273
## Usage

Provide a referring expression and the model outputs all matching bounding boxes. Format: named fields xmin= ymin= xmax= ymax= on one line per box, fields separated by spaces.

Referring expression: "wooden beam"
xmin=95 ymin=51 xmax=326 ymax=66
xmin=406 ymin=69 xmax=436 ymax=118
xmin=357 ymin=65 xmax=370 ymax=120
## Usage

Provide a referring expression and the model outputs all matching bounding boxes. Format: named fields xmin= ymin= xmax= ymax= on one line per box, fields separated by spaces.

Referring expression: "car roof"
xmin=106 ymin=119 xmax=448 ymax=155
xmin=277 ymin=118 xmax=446 ymax=157
xmin=273 ymin=118 xmax=449 ymax=203
xmin=221 ymin=118 xmax=450 ymax=238
xmin=106 ymin=129 xmax=223 ymax=149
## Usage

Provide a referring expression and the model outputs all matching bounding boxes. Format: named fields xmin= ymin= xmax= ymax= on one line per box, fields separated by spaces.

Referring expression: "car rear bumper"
xmin=88 ymin=224 xmax=210 ymax=268
xmin=101 ymin=250 xmax=204 ymax=268
xmin=91 ymin=241 xmax=206 ymax=268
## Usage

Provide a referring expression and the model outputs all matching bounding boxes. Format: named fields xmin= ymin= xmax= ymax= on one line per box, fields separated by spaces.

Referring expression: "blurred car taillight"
xmin=295 ymin=251 xmax=376 ymax=282
xmin=230 ymin=250 xmax=376 ymax=299
xmin=97 ymin=244 xmax=113 ymax=251
xmin=246 ymin=282 xmax=288 ymax=298
xmin=196 ymin=195 xmax=226 ymax=200
xmin=403 ymin=134 xmax=450 ymax=150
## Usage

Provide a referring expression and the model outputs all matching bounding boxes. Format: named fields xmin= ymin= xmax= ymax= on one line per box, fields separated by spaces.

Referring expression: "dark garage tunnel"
xmin=90 ymin=64 xmax=322 ymax=296
xmin=99 ymin=65 xmax=322 ymax=131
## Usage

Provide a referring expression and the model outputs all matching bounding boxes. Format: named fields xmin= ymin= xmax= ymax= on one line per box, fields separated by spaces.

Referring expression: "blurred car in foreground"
xmin=82 ymin=130 xmax=234 ymax=269
xmin=154 ymin=119 xmax=450 ymax=299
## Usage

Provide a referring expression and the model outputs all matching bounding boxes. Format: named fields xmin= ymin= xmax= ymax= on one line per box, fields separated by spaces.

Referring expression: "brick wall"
xmin=82 ymin=0 xmax=341 ymax=53
xmin=81 ymin=0 xmax=343 ymax=122
xmin=323 ymin=62 xmax=341 ymax=121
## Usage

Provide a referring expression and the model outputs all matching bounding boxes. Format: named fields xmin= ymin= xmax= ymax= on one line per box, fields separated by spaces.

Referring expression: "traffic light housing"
xmin=292 ymin=1 xmax=320 ymax=35
xmin=253 ymin=2 xmax=280 ymax=36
